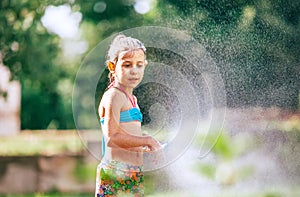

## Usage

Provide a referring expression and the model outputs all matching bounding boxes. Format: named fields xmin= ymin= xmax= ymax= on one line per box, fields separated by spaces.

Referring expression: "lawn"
xmin=2 ymin=188 xmax=300 ymax=197
xmin=0 ymin=130 xmax=84 ymax=156
xmin=0 ymin=192 xmax=91 ymax=197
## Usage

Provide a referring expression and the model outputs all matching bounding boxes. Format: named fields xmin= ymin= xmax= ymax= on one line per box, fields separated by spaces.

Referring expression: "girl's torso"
xmin=99 ymin=87 xmax=143 ymax=166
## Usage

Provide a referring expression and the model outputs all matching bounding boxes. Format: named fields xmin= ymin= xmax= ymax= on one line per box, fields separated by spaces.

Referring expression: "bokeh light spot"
xmin=134 ymin=0 xmax=151 ymax=14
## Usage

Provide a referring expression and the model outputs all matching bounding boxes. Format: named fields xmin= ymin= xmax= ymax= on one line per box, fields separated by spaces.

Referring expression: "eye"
xmin=123 ymin=64 xmax=131 ymax=68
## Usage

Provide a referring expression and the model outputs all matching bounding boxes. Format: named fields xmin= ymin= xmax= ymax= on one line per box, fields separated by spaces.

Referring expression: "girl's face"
xmin=113 ymin=49 xmax=146 ymax=89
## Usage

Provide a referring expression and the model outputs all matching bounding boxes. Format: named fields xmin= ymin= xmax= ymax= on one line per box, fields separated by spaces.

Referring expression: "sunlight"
xmin=41 ymin=4 xmax=82 ymax=39
xmin=41 ymin=4 xmax=88 ymax=56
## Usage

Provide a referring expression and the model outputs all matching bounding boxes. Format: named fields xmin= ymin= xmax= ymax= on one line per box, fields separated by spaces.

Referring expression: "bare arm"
xmin=100 ymin=90 xmax=160 ymax=151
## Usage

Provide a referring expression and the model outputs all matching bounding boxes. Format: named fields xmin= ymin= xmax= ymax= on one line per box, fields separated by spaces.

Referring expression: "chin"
xmin=130 ymin=84 xmax=139 ymax=89
xmin=128 ymin=81 xmax=140 ymax=88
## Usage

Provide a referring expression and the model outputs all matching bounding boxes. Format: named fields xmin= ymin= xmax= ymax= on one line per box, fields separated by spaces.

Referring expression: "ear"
xmin=145 ymin=60 xmax=148 ymax=66
xmin=107 ymin=61 xmax=116 ymax=72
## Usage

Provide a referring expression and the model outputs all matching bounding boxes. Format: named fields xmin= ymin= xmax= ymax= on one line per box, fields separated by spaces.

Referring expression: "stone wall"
xmin=0 ymin=154 xmax=96 ymax=194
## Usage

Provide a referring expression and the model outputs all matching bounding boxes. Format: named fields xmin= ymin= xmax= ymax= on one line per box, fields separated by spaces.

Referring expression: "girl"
xmin=95 ymin=34 xmax=161 ymax=197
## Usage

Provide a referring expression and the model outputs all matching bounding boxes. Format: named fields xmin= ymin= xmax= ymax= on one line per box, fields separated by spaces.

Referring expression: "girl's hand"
xmin=144 ymin=136 xmax=161 ymax=152
xmin=144 ymin=136 xmax=165 ymax=164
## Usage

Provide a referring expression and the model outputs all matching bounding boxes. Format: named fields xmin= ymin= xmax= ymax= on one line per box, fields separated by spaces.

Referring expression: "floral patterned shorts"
xmin=95 ymin=160 xmax=144 ymax=197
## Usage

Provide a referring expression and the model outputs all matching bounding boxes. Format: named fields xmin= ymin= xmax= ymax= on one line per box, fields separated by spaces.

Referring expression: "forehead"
xmin=118 ymin=49 xmax=145 ymax=61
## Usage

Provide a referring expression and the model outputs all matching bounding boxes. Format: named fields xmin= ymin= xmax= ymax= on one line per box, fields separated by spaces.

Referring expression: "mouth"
xmin=128 ymin=78 xmax=139 ymax=82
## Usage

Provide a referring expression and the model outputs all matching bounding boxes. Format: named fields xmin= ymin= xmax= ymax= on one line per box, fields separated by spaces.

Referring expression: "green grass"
xmin=146 ymin=188 xmax=300 ymax=197
xmin=0 ymin=192 xmax=92 ymax=197
xmin=0 ymin=130 xmax=84 ymax=156
xmin=1 ymin=187 xmax=300 ymax=197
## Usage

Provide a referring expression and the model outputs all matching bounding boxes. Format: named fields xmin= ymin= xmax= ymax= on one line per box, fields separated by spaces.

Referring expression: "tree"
xmin=0 ymin=0 xmax=158 ymax=129
xmin=0 ymin=0 xmax=73 ymax=129
xmin=163 ymin=0 xmax=300 ymax=109
xmin=1 ymin=0 xmax=299 ymax=130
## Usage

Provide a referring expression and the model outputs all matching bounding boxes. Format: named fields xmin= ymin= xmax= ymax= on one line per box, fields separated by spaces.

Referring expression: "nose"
xmin=130 ymin=67 xmax=138 ymax=75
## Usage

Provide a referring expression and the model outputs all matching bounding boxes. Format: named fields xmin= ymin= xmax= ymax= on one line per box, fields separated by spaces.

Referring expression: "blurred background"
xmin=0 ymin=0 xmax=299 ymax=196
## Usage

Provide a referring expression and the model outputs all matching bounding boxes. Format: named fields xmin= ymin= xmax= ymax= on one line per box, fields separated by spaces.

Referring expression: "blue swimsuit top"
xmin=100 ymin=107 xmax=143 ymax=125
xmin=100 ymin=86 xmax=143 ymax=157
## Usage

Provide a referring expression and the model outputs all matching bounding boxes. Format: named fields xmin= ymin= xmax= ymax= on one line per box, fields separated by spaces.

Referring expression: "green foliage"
xmin=0 ymin=0 xmax=75 ymax=129
xmin=195 ymin=130 xmax=255 ymax=184
xmin=193 ymin=163 xmax=216 ymax=179
xmin=210 ymin=132 xmax=235 ymax=160
xmin=163 ymin=0 xmax=300 ymax=109
xmin=1 ymin=0 xmax=299 ymax=129
xmin=197 ymin=129 xmax=252 ymax=160
xmin=143 ymin=173 xmax=156 ymax=195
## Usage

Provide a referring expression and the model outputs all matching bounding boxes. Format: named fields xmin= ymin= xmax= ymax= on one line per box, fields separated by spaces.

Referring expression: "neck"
xmin=114 ymin=81 xmax=133 ymax=95
xmin=113 ymin=82 xmax=136 ymax=107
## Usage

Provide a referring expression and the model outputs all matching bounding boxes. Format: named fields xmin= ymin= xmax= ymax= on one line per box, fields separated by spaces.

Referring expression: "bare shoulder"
xmin=100 ymin=88 xmax=126 ymax=109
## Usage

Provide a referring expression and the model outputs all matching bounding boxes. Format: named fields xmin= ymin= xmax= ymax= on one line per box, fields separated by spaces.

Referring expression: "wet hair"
xmin=106 ymin=34 xmax=146 ymax=86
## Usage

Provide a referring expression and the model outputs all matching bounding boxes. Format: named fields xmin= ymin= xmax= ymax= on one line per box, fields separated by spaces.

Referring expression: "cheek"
xmin=139 ymin=68 xmax=145 ymax=75
xmin=115 ymin=66 xmax=125 ymax=76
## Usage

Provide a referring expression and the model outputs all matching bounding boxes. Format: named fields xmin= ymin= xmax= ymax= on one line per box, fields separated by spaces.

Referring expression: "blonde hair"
xmin=106 ymin=34 xmax=146 ymax=85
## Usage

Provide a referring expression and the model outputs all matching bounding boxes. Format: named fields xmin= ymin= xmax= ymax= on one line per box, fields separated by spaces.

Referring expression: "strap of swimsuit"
xmin=113 ymin=86 xmax=136 ymax=108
